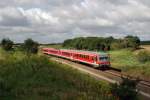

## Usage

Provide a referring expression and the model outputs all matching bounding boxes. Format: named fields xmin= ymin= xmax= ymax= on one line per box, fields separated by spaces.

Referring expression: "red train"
xmin=42 ymin=48 xmax=110 ymax=68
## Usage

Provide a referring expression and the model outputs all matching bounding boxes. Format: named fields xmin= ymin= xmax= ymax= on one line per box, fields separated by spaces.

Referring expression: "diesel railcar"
xmin=42 ymin=48 xmax=110 ymax=68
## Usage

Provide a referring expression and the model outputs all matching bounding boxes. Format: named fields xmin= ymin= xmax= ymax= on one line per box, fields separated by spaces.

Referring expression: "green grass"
xmin=109 ymin=49 xmax=150 ymax=78
xmin=0 ymin=48 xmax=114 ymax=100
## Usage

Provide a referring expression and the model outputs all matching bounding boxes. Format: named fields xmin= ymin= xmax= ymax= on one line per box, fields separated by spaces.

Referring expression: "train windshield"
xmin=99 ymin=56 xmax=109 ymax=61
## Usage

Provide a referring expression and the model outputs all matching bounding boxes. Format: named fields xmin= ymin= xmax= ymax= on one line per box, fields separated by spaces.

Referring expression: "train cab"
xmin=97 ymin=53 xmax=110 ymax=68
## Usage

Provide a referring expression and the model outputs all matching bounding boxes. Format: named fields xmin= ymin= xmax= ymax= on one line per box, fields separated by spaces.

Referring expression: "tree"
xmin=1 ymin=38 xmax=13 ymax=51
xmin=62 ymin=36 xmax=141 ymax=51
xmin=123 ymin=36 xmax=140 ymax=49
xmin=22 ymin=38 xmax=39 ymax=54
xmin=63 ymin=39 xmax=72 ymax=47
xmin=111 ymin=77 xmax=139 ymax=100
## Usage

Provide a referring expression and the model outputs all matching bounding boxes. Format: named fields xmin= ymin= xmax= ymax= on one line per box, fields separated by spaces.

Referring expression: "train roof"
xmin=60 ymin=49 xmax=108 ymax=56
xmin=43 ymin=48 xmax=109 ymax=56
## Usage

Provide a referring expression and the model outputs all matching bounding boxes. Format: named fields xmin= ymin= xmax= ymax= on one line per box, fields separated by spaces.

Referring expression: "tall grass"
xmin=0 ymin=50 xmax=114 ymax=100
xmin=109 ymin=49 xmax=150 ymax=78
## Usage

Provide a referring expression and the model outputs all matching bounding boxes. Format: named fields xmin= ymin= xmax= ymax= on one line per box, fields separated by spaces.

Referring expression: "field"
xmin=109 ymin=49 xmax=150 ymax=79
xmin=0 ymin=48 xmax=113 ymax=100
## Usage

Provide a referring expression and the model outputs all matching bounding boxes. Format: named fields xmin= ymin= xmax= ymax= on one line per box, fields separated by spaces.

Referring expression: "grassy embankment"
xmin=45 ymin=44 xmax=150 ymax=79
xmin=0 ymin=48 xmax=113 ymax=100
xmin=109 ymin=48 xmax=150 ymax=79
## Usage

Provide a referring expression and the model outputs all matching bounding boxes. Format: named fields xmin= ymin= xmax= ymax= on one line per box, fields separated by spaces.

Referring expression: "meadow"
xmin=109 ymin=49 xmax=150 ymax=79
xmin=0 ymin=48 xmax=113 ymax=100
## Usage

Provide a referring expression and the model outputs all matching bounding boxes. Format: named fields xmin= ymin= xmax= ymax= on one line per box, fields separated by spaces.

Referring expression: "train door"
xmin=93 ymin=56 xmax=97 ymax=64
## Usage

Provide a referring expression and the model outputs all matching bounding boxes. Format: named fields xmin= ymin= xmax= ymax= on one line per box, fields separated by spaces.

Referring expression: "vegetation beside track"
xmin=0 ymin=48 xmax=115 ymax=100
xmin=109 ymin=49 xmax=150 ymax=79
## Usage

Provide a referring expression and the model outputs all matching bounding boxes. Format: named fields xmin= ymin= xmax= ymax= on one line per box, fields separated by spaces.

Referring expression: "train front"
xmin=97 ymin=53 xmax=110 ymax=68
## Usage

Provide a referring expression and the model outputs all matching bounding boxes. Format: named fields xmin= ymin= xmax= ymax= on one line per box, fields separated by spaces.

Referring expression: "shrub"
xmin=22 ymin=38 xmax=39 ymax=54
xmin=0 ymin=53 xmax=114 ymax=99
xmin=137 ymin=50 xmax=150 ymax=63
xmin=123 ymin=36 xmax=140 ymax=49
xmin=110 ymin=77 xmax=139 ymax=100
xmin=1 ymin=38 xmax=13 ymax=51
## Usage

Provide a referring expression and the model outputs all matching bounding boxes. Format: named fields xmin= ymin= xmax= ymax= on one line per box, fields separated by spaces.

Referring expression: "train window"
xmin=86 ymin=55 xmax=88 ymax=59
xmin=80 ymin=54 xmax=82 ymax=58
xmin=82 ymin=55 xmax=84 ymax=58
xmin=91 ymin=57 xmax=94 ymax=60
xmin=76 ymin=54 xmax=78 ymax=57
xmin=99 ymin=56 xmax=109 ymax=61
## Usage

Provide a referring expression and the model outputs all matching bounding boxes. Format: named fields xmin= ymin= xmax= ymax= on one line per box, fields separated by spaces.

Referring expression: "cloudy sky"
xmin=0 ymin=0 xmax=150 ymax=43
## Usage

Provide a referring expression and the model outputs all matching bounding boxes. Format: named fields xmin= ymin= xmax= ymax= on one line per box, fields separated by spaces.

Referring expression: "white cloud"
xmin=18 ymin=8 xmax=59 ymax=25
xmin=0 ymin=0 xmax=150 ymax=43
xmin=96 ymin=18 xmax=114 ymax=26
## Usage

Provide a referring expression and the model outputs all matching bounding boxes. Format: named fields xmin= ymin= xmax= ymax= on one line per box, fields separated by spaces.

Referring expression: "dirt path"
xmin=141 ymin=45 xmax=150 ymax=51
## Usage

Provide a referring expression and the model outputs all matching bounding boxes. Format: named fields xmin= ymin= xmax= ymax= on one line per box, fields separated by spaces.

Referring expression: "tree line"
xmin=0 ymin=38 xmax=39 ymax=54
xmin=141 ymin=41 xmax=150 ymax=45
xmin=63 ymin=36 xmax=140 ymax=51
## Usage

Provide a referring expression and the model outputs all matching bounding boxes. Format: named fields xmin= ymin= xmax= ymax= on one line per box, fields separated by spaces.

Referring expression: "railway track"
xmin=46 ymin=55 xmax=150 ymax=99
xmin=105 ymin=70 xmax=150 ymax=87
xmin=102 ymin=66 xmax=150 ymax=85
xmin=104 ymin=70 xmax=150 ymax=98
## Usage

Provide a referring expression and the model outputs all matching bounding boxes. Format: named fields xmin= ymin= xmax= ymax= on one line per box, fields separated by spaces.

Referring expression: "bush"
xmin=110 ymin=77 xmax=139 ymax=100
xmin=137 ymin=50 xmax=150 ymax=63
xmin=22 ymin=38 xmax=39 ymax=54
xmin=123 ymin=36 xmax=140 ymax=49
xmin=0 ymin=53 xmax=114 ymax=99
xmin=1 ymin=38 xmax=13 ymax=51
xmin=0 ymin=55 xmax=50 ymax=98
